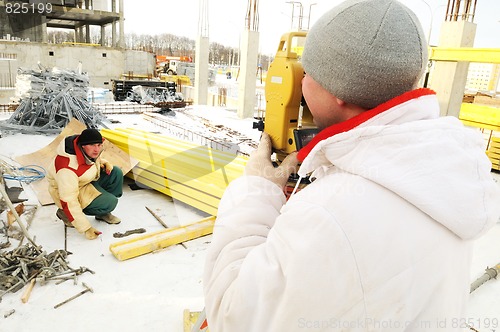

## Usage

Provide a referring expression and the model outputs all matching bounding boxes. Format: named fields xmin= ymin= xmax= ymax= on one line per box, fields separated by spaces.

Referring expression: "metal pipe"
xmin=470 ymin=263 xmax=500 ymax=293
xmin=0 ymin=173 xmax=39 ymax=250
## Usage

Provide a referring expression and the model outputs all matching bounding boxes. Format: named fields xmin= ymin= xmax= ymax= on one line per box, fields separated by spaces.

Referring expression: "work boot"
xmin=95 ymin=213 xmax=121 ymax=225
xmin=56 ymin=209 xmax=74 ymax=228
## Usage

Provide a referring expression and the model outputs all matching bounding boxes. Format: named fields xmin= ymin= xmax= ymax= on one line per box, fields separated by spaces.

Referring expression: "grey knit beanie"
xmin=302 ymin=0 xmax=428 ymax=109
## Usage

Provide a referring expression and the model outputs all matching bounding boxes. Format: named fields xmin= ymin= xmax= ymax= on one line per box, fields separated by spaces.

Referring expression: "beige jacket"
xmin=47 ymin=134 xmax=107 ymax=233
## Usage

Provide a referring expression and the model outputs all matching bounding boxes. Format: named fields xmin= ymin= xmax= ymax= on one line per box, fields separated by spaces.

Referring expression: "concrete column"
xmin=76 ymin=26 xmax=84 ymax=43
xmin=195 ymin=35 xmax=209 ymax=105
xmin=237 ymin=30 xmax=259 ymax=119
xmin=41 ymin=15 xmax=48 ymax=43
xmin=85 ymin=24 xmax=90 ymax=43
xmin=118 ymin=0 xmax=125 ymax=48
xmin=100 ymin=25 xmax=105 ymax=46
xmin=429 ymin=21 xmax=476 ymax=117
xmin=111 ymin=22 xmax=117 ymax=47
xmin=111 ymin=0 xmax=117 ymax=47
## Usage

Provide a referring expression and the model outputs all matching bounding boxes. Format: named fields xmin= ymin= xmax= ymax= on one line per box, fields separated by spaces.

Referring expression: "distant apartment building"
xmin=465 ymin=63 xmax=500 ymax=93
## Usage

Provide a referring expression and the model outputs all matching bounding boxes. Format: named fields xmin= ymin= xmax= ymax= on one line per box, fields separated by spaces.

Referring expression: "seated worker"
xmin=47 ymin=128 xmax=123 ymax=240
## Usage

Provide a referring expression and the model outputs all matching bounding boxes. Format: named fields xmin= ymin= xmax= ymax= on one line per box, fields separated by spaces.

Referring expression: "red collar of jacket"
xmin=297 ymin=88 xmax=436 ymax=162
xmin=74 ymin=136 xmax=91 ymax=165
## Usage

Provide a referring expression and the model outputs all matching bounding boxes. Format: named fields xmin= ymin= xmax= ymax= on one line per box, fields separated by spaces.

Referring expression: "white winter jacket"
xmin=204 ymin=89 xmax=500 ymax=331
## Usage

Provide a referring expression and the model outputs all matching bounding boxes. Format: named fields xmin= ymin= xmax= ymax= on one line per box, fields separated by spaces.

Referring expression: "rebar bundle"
xmin=0 ymin=65 xmax=106 ymax=135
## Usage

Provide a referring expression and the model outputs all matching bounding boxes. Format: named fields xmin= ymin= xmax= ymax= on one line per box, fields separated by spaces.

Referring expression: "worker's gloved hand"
xmin=245 ymin=132 xmax=299 ymax=189
xmin=101 ymin=161 xmax=113 ymax=175
xmin=85 ymin=227 xmax=102 ymax=240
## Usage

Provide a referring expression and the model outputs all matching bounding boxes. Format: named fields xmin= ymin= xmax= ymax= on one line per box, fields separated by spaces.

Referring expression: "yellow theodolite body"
xmin=264 ymin=31 xmax=316 ymax=155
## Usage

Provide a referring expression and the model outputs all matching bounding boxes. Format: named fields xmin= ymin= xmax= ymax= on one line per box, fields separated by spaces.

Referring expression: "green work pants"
xmin=83 ymin=166 xmax=123 ymax=216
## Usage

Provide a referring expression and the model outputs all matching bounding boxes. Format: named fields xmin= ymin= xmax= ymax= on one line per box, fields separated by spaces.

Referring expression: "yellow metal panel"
xmin=129 ymin=165 xmax=221 ymax=211
xmin=105 ymin=139 xmax=245 ymax=192
xmin=487 ymin=135 xmax=500 ymax=170
xmin=111 ymin=141 xmax=243 ymax=192
xmin=429 ymin=47 xmax=500 ymax=64
xmin=102 ymin=129 xmax=247 ymax=178
xmin=102 ymin=128 xmax=248 ymax=167
xmin=125 ymin=173 xmax=219 ymax=216
xmin=487 ymin=150 xmax=500 ymax=157
xmin=109 ymin=216 xmax=216 ymax=261
xmin=101 ymin=128 xmax=247 ymax=215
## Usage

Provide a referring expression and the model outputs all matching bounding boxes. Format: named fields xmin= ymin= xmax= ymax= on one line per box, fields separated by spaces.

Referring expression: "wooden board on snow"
xmin=109 ymin=216 xmax=215 ymax=261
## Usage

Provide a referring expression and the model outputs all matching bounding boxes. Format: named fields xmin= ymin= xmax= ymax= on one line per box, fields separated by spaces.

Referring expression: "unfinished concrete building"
xmin=0 ymin=0 xmax=155 ymax=103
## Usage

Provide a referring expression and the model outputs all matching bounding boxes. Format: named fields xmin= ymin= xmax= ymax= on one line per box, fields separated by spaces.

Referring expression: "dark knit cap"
xmin=79 ymin=128 xmax=103 ymax=145
xmin=302 ymin=0 xmax=428 ymax=109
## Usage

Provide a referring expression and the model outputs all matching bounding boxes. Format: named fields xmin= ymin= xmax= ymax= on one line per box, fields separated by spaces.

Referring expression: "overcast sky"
xmin=123 ymin=0 xmax=500 ymax=54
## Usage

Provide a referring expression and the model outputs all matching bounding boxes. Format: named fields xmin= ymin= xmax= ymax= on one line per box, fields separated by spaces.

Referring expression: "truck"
xmin=156 ymin=55 xmax=192 ymax=75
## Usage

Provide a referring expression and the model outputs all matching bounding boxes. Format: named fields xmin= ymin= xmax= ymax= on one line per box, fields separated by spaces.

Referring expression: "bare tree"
xmin=44 ymin=30 xmax=267 ymax=69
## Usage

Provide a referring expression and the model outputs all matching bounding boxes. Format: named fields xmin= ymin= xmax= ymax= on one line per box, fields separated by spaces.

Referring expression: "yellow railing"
xmin=429 ymin=47 xmax=500 ymax=64
xmin=429 ymin=47 xmax=500 ymax=168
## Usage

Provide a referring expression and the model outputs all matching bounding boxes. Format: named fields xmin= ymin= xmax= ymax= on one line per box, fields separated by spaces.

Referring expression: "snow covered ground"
xmin=0 ymin=106 xmax=256 ymax=331
xmin=0 ymin=106 xmax=499 ymax=332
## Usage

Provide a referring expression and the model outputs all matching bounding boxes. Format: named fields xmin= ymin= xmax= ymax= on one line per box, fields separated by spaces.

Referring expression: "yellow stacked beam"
xmin=487 ymin=137 xmax=500 ymax=171
xmin=459 ymin=103 xmax=500 ymax=131
xmin=101 ymin=128 xmax=248 ymax=215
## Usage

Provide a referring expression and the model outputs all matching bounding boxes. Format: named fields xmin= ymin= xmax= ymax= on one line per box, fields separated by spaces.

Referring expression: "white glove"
xmin=245 ymin=132 xmax=299 ymax=189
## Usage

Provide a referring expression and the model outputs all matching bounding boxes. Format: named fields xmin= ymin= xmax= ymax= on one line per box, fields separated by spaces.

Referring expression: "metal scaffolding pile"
xmin=0 ymin=66 xmax=106 ymax=134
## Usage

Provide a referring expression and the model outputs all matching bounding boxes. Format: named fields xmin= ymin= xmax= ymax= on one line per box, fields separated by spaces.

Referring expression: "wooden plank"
xmin=14 ymin=119 xmax=85 ymax=205
xmin=21 ymin=279 xmax=36 ymax=303
xmin=109 ymin=216 xmax=215 ymax=261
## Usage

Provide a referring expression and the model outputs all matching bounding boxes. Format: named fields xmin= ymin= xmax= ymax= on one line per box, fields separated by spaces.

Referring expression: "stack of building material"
xmin=112 ymin=79 xmax=173 ymax=101
xmin=487 ymin=136 xmax=500 ymax=171
xmin=127 ymin=84 xmax=183 ymax=104
xmin=101 ymin=128 xmax=248 ymax=215
xmin=0 ymin=66 xmax=105 ymax=134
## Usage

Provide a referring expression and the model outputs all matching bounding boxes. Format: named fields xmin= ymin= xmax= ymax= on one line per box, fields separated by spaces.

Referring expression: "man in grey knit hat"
xmin=204 ymin=0 xmax=500 ymax=331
